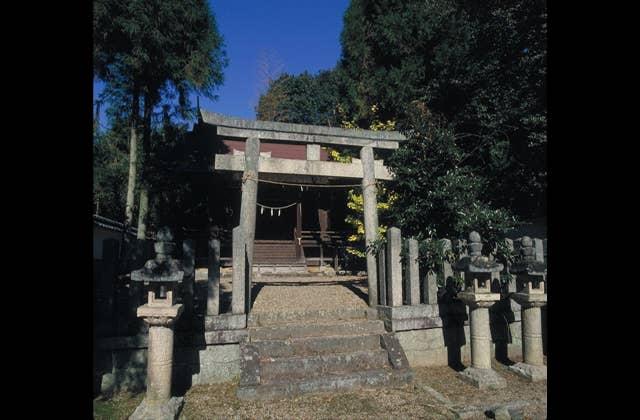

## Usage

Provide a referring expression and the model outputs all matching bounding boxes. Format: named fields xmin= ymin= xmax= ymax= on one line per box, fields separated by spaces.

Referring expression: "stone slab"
xmin=457 ymin=367 xmax=507 ymax=389
xmin=239 ymin=343 xmax=261 ymax=387
xmin=137 ymin=304 xmax=183 ymax=319
xmin=130 ymin=396 xmax=183 ymax=420
xmin=379 ymin=333 xmax=411 ymax=370
xmin=204 ymin=313 xmax=247 ymax=331
xmin=249 ymin=320 xmax=385 ymax=342
xmin=509 ymin=361 xmax=547 ymax=382
xmin=248 ymin=307 xmax=375 ymax=327
xmin=377 ymin=303 xmax=460 ymax=332
xmin=254 ymin=334 xmax=381 ymax=358
xmin=260 ymin=349 xmax=390 ymax=381
xmin=237 ymin=368 xmax=413 ymax=400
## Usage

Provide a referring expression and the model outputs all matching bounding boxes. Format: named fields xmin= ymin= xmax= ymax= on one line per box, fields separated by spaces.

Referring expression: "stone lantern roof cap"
xmin=130 ymin=226 xmax=184 ymax=283
xmin=453 ymin=231 xmax=503 ymax=273
xmin=509 ymin=236 xmax=546 ymax=275
xmin=454 ymin=256 xmax=504 ymax=273
xmin=509 ymin=260 xmax=546 ymax=275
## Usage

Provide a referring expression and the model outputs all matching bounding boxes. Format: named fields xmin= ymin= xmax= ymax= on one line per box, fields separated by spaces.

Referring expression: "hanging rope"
xmin=241 ymin=174 xmax=376 ymax=189
xmin=257 ymin=201 xmax=298 ymax=210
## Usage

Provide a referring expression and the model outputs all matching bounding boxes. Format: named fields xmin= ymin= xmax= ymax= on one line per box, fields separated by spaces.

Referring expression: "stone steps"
xmin=237 ymin=368 xmax=414 ymax=400
xmin=254 ymin=333 xmax=382 ymax=358
xmin=260 ymin=349 xmax=390 ymax=381
xmin=248 ymin=307 xmax=377 ymax=327
xmin=238 ymin=308 xmax=413 ymax=400
xmin=249 ymin=319 xmax=386 ymax=341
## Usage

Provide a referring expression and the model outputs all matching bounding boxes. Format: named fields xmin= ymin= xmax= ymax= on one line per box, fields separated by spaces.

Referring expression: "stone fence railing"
xmin=376 ymin=227 xmax=546 ymax=306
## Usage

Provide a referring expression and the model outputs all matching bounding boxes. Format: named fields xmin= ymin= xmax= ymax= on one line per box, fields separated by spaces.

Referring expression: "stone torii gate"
xmin=201 ymin=110 xmax=406 ymax=312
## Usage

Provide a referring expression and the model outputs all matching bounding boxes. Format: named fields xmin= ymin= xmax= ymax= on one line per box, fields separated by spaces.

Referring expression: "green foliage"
xmin=386 ymin=104 xmax=516 ymax=249
xmin=256 ymin=70 xmax=341 ymax=126
xmin=93 ymin=118 xmax=132 ymax=219
xmin=94 ymin=0 xmax=228 ymax=113
xmin=340 ymin=0 xmax=547 ymax=218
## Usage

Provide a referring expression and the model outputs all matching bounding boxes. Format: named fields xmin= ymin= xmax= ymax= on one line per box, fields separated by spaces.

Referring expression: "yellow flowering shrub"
xmin=329 ymin=104 xmax=397 ymax=258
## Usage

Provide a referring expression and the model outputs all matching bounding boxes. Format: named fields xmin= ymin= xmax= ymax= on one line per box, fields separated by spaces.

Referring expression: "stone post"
xmin=509 ymin=236 xmax=547 ymax=381
xmin=206 ymin=233 xmax=221 ymax=316
xmin=360 ymin=146 xmax=379 ymax=306
xmin=306 ymin=144 xmax=321 ymax=160
xmin=404 ymin=238 xmax=420 ymax=305
xmin=454 ymin=231 xmax=506 ymax=389
xmin=504 ymin=238 xmax=520 ymax=312
xmin=232 ymin=226 xmax=246 ymax=314
xmin=239 ymin=137 xmax=260 ymax=303
xmin=130 ymin=227 xmax=185 ymax=420
xmin=534 ymin=238 xmax=544 ymax=263
xmin=385 ymin=227 xmax=403 ymax=307
xmin=424 ymin=270 xmax=438 ymax=305
xmin=377 ymin=247 xmax=387 ymax=305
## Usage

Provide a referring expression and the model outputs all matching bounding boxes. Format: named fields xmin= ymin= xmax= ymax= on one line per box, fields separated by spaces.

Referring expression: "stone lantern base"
xmin=509 ymin=362 xmax=547 ymax=382
xmin=457 ymin=367 xmax=507 ymax=390
xmin=130 ymin=396 xmax=184 ymax=420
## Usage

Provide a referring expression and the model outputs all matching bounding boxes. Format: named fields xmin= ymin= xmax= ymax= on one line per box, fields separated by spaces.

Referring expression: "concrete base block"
xmin=509 ymin=362 xmax=547 ymax=382
xmin=457 ymin=367 xmax=506 ymax=389
xmin=130 ymin=396 xmax=184 ymax=420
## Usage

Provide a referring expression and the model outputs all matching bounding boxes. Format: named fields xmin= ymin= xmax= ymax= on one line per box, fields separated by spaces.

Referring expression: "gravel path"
xmin=251 ymin=275 xmax=369 ymax=312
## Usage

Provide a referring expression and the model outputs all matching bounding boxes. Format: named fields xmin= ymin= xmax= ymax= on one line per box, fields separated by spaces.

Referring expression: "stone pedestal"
xmin=454 ymin=231 xmax=506 ymax=389
xmin=129 ymin=227 xmax=186 ymax=420
xmin=508 ymin=236 xmax=547 ymax=382
xmin=131 ymin=301 xmax=184 ymax=420
xmin=509 ymin=283 xmax=547 ymax=381
xmin=456 ymin=292 xmax=506 ymax=389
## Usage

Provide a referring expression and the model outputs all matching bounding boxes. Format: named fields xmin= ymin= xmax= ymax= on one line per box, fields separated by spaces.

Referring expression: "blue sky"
xmin=93 ymin=0 xmax=350 ymax=126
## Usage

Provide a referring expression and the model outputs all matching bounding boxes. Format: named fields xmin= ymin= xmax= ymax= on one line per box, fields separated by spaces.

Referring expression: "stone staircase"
xmin=237 ymin=307 xmax=414 ymax=399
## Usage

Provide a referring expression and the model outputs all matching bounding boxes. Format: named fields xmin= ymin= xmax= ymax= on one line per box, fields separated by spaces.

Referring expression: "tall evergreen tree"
xmin=340 ymin=0 xmax=546 ymax=218
xmin=94 ymin=0 xmax=228 ymax=239
xmin=256 ymin=70 xmax=342 ymax=126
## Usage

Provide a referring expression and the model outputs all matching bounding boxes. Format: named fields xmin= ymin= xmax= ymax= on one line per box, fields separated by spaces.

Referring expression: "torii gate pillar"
xmin=360 ymin=146 xmax=379 ymax=306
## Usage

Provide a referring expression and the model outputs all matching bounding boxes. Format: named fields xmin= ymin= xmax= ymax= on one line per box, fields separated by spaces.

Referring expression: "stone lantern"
xmin=129 ymin=226 xmax=185 ymax=420
xmin=508 ymin=236 xmax=547 ymax=381
xmin=454 ymin=231 xmax=506 ymax=389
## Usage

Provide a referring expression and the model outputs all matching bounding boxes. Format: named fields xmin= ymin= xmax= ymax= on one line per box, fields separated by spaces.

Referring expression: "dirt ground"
xmin=93 ymin=360 xmax=546 ymax=419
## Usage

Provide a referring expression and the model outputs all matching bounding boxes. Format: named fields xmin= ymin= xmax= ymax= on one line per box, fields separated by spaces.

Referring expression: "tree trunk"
xmin=137 ymin=188 xmax=149 ymax=240
xmin=123 ymin=87 xmax=140 ymax=250
xmin=136 ymin=92 xmax=154 ymax=240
